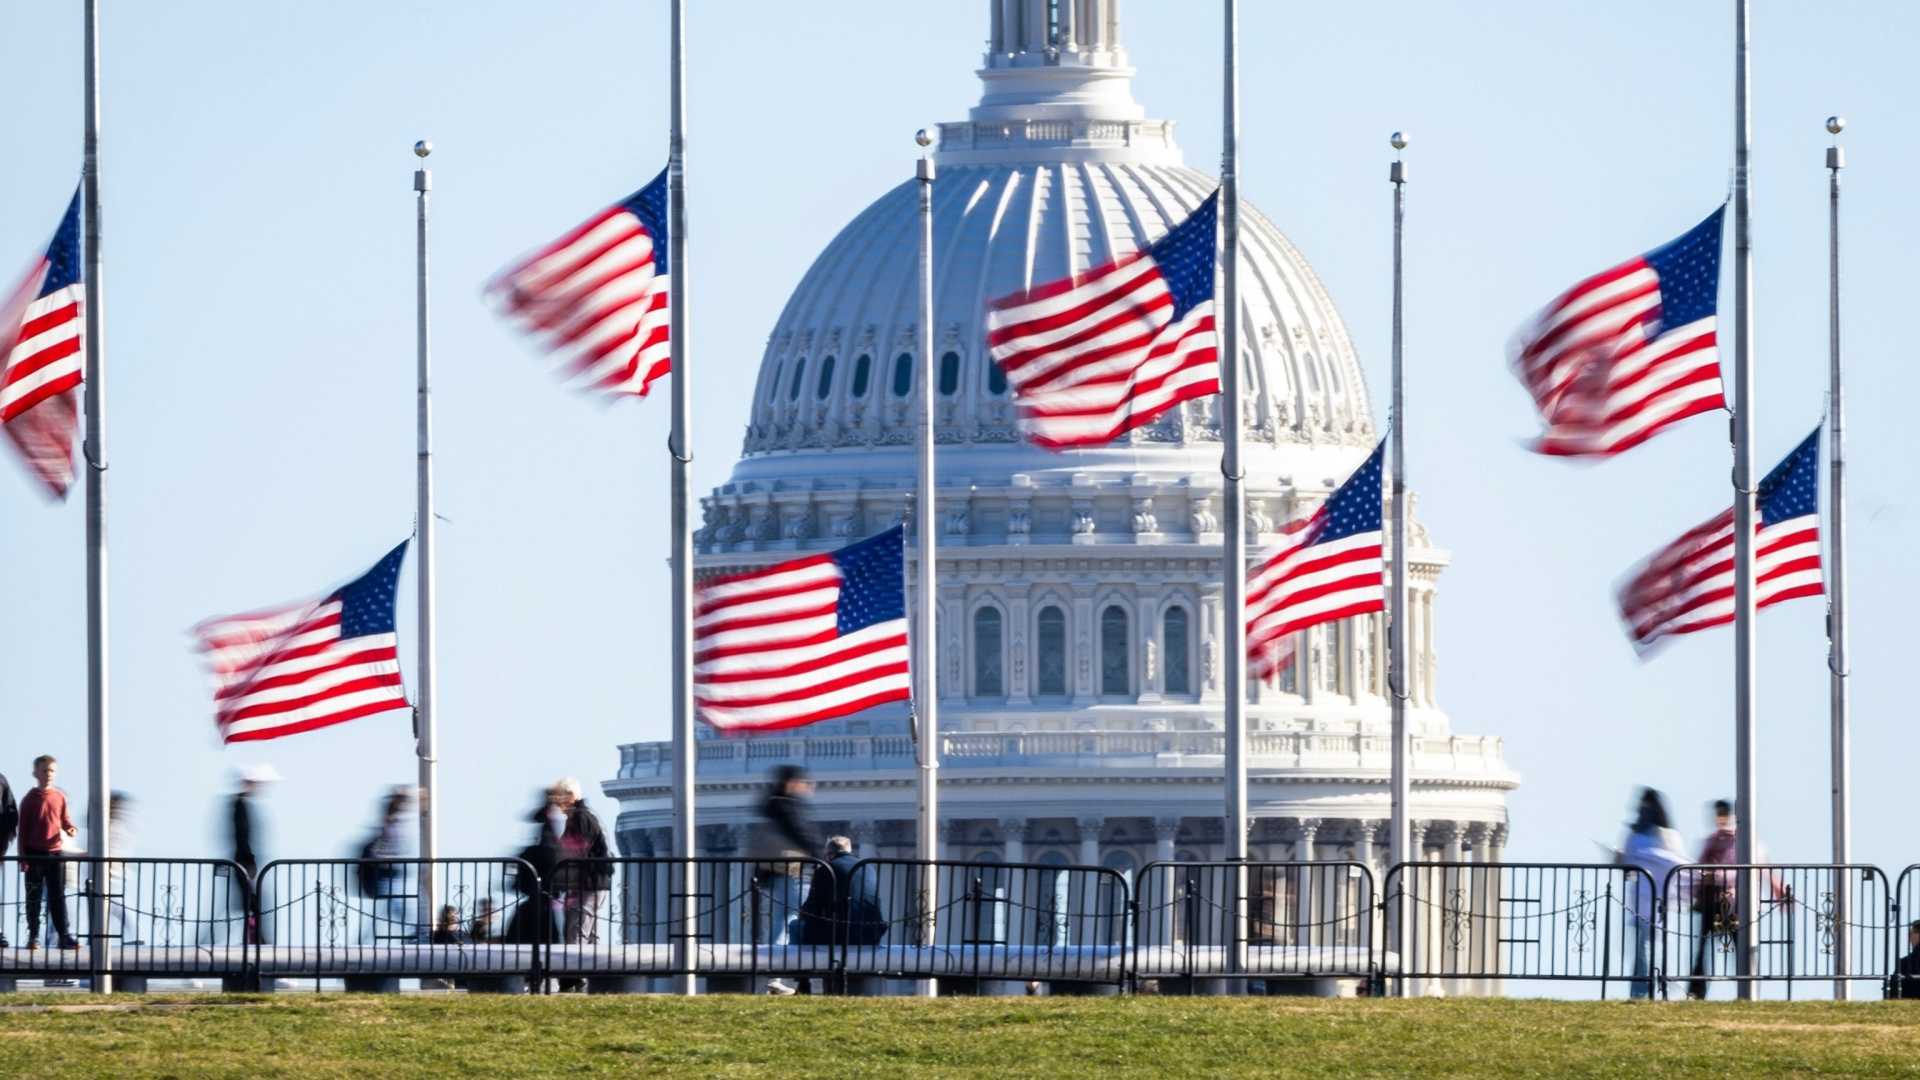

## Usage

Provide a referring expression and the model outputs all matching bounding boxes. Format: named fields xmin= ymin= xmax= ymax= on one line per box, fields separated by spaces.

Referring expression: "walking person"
xmin=1615 ymin=788 xmax=1687 ymax=1000
xmin=106 ymin=793 xmax=136 ymax=945
xmin=229 ymin=767 xmax=277 ymax=945
xmin=1683 ymin=799 xmax=1790 ymax=999
xmin=539 ymin=779 xmax=613 ymax=948
xmin=751 ymin=765 xmax=818 ymax=995
xmin=18 ymin=755 xmax=78 ymax=951
xmin=356 ymin=788 xmax=413 ymax=944
xmin=0 ymin=766 xmax=16 ymax=949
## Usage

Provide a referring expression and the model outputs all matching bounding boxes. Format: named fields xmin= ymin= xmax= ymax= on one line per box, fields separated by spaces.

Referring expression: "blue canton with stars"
xmin=831 ymin=526 xmax=905 ymax=636
xmin=334 ymin=540 xmax=409 ymax=639
xmin=618 ymin=169 xmax=671 ymax=277
xmin=1147 ymin=191 xmax=1219 ymax=322
xmin=41 ymin=187 xmax=83 ymax=298
xmin=1642 ymin=205 xmax=1724 ymax=330
xmin=1317 ymin=441 xmax=1386 ymax=542
xmin=1757 ymin=427 xmax=1821 ymax=526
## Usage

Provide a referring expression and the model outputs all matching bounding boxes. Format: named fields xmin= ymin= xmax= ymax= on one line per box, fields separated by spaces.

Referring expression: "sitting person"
xmin=797 ymin=836 xmax=888 ymax=949
xmin=1892 ymin=921 xmax=1920 ymax=1000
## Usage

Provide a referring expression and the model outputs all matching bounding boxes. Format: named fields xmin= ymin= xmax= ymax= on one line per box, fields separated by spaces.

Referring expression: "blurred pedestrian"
xmin=505 ymin=792 xmax=560 ymax=985
xmin=469 ymin=896 xmax=497 ymax=944
xmin=1684 ymin=798 xmax=1789 ymax=999
xmin=0 ymin=766 xmax=15 ymax=949
xmin=431 ymin=904 xmax=462 ymax=945
xmin=18 ymin=755 xmax=78 ymax=950
xmin=229 ymin=766 xmax=278 ymax=945
xmin=752 ymin=765 xmax=818 ymax=995
xmin=540 ymin=778 xmax=612 ymax=948
xmin=1615 ymin=787 xmax=1686 ymax=1000
xmin=107 ymin=792 xmax=136 ymax=945
xmin=356 ymin=787 xmax=413 ymax=944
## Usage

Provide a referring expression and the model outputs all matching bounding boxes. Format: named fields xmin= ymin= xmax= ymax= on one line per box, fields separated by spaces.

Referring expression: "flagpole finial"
xmin=1390 ymin=131 xmax=1409 ymax=153
xmin=915 ymin=128 xmax=933 ymax=149
xmin=1825 ymin=116 xmax=1846 ymax=137
xmin=414 ymin=139 xmax=433 ymax=159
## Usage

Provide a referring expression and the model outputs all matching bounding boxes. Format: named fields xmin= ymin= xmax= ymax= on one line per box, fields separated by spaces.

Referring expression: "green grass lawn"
xmin=3 ymin=994 xmax=1919 ymax=1078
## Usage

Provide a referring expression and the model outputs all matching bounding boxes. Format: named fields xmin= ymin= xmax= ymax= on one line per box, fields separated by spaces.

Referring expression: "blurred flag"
xmin=695 ymin=526 xmax=910 ymax=732
xmin=196 ymin=542 xmax=411 ymax=743
xmin=1246 ymin=441 xmax=1386 ymax=680
xmin=1511 ymin=206 xmax=1726 ymax=458
xmin=486 ymin=169 xmax=671 ymax=399
xmin=1619 ymin=428 xmax=1823 ymax=650
xmin=987 ymin=191 xmax=1219 ymax=448
xmin=0 ymin=188 xmax=83 ymax=497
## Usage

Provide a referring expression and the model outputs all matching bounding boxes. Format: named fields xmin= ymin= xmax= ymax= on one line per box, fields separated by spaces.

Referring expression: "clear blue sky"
xmin=1 ymin=2 xmax=1912 ymax=869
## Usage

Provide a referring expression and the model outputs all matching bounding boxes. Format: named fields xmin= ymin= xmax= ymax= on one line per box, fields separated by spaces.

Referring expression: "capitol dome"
xmin=612 ymin=0 xmax=1514 ymax=902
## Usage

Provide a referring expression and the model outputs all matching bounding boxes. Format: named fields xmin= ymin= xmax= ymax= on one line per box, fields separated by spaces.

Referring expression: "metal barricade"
xmin=1890 ymin=866 xmax=1920 ymax=1000
xmin=845 ymin=859 xmax=1132 ymax=989
xmin=544 ymin=856 xmax=835 ymax=986
xmin=1384 ymin=862 xmax=1655 ymax=997
xmin=0 ymin=857 xmax=255 ymax=984
xmin=253 ymin=858 xmax=540 ymax=984
xmin=1132 ymin=861 xmax=1376 ymax=989
xmin=1662 ymin=863 xmax=1890 ymax=1000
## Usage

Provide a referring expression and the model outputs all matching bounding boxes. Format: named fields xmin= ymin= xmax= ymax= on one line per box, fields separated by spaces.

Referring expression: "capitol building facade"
xmin=604 ymin=1 xmax=1516 ymax=890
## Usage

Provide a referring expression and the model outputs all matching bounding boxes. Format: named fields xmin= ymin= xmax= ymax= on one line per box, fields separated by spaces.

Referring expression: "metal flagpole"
xmin=666 ymin=0 xmax=698 ymax=997
xmin=81 ymin=0 xmax=112 ymax=993
xmin=1730 ymin=0 xmax=1760 ymax=1000
xmin=412 ymin=140 xmax=440 ymax=930
xmin=1218 ymin=0 xmax=1250 ymax=982
xmin=1825 ymin=113 xmax=1850 ymax=1000
xmin=1387 ymin=131 xmax=1411 ymax=993
xmin=912 ymin=127 xmax=940 ymax=998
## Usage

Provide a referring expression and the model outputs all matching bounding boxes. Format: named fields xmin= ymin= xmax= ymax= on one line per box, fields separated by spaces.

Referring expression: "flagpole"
xmin=1730 ymin=0 xmax=1759 ymax=1000
xmin=80 ymin=0 xmax=112 ymax=993
xmin=1219 ymin=0 xmax=1250 ymax=981
xmin=1387 ymin=131 xmax=1411 ymax=992
xmin=412 ymin=140 xmax=439 ymax=928
xmin=1825 ymin=114 xmax=1850 ymax=1000
xmin=666 ymin=0 xmax=698 ymax=997
xmin=912 ymin=127 xmax=940 ymax=998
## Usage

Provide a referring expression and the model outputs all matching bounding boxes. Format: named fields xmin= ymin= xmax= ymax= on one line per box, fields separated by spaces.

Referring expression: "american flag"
xmin=0 ymin=189 xmax=83 ymax=496
xmin=695 ymin=526 xmax=910 ymax=733
xmin=195 ymin=542 xmax=412 ymax=744
xmin=1512 ymin=206 xmax=1726 ymax=458
xmin=1619 ymin=428 xmax=1823 ymax=650
xmin=986 ymin=191 xmax=1219 ymax=448
xmin=1246 ymin=442 xmax=1386 ymax=680
xmin=486 ymin=169 xmax=671 ymax=399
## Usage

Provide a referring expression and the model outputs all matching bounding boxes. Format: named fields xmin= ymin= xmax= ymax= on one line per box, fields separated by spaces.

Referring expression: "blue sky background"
xmin=1 ymin=2 xmax=1912 ymax=869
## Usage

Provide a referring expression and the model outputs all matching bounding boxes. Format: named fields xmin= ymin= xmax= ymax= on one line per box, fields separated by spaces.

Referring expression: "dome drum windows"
xmin=892 ymin=353 xmax=914 ymax=397
xmin=1035 ymin=606 xmax=1068 ymax=698
xmin=850 ymin=354 xmax=872 ymax=399
xmin=1099 ymin=605 xmax=1130 ymax=697
xmin=938 ymin=351 xmax=962 ymax=396
xmin=787 ymin=357 xmax=808 ymax=402
xmin=972 ymin=607 xmax=1005 ymax=698
xmin=1162 ymin=606 xmax=1191 ymax=696
xmin=815 ymin=355 xmax=837 ymax=400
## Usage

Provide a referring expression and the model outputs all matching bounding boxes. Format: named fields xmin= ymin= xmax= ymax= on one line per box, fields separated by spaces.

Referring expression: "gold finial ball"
xmin=414 ymin=139 xmax=433 ymax=159
xmin=1826 ymin=116 xmax=1846 ymax=136
xmin=915 ymin=128 xmax=933 ymax=149
xmin=1390 ymin=131 xmax=1409 ymax=152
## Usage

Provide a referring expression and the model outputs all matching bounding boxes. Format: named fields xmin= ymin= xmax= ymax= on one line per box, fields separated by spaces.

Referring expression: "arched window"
xmin=938 ymin=351 xmax=961 ymax=396
xmin=787 ymin=357 xmax=808 ymax=401
xmin=815 ymin=355 xmax=836 ymax=400
xmin=1163 ymin=607 xmax=1191 ymax=695
xmin=850 ymin=354 xmax=872 ymax=398
xmin=892 ymin=353 xmax=913 ymax=397
xmin=1036 ymin=606 xmax=1067 ymax=697
xmin=1100 ymin=605 xmax=1130 ymax=696
xmin=988 ymin=361 xmax=1008 ymax=396
xmin=973 ymin=608 xmax=1004 ymax=697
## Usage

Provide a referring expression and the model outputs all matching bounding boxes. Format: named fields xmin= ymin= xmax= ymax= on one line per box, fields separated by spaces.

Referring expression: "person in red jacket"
xmin=17 ymin=755 xmax=78 ymax=950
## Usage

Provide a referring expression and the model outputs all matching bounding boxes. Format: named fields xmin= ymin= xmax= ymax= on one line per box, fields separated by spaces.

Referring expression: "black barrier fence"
xmin=848 ymin=858 xmax=1132 ymax=988
xmin=1384 ymin=862 xmax=1656 ymax=998
xmin=1661 ymin=863 xmax=1891 ymax=1000
xmin=0 ymin=857 xmax=254 ymax=983
xmin=549 ymin=857 xmax=836 ymax=986
xmin=10 ymin=856 xmax=1920 ymax=996
xmin=254 ymin=858 xmax=540 ymax=984
xmin=1132 ymin=861 xmax=1377 ymax=988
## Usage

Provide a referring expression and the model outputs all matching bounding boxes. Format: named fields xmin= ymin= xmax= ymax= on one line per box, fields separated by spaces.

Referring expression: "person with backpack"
xmin=356 ymin=788 xmax=413 ymax=944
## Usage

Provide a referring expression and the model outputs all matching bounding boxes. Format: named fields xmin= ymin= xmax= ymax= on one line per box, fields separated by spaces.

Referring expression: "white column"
xmin=1024 ymin=0 xmax=1047 ymax=53
xmin=1153 ymin=817 xmax=1179 ymax=949
xmin=850 ymin=822 xmax=874 ymax=860
xmin=1078 ymin=817 xmax=1103 ymax=867
xmin=1002 ymin=818 xmax=1026 ymax=864
xmin=990 ymin=0 xmax=1006 ymax=53
xmin=1058 ymin=0 xmax=1076 ymax=50
xmin=1294 ymin=818 xmax=1320 ymax=947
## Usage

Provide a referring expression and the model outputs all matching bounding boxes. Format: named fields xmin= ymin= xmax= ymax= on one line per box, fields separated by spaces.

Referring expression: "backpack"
xmin=357 ymin=834 xmax=396 ymax=898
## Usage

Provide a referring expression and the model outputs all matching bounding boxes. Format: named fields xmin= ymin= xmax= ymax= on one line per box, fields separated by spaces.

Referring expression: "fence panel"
xmin=254 ymin=858 xmax=539 ymax=982
xmin=1663 ymin=863 xmax=1890 ymax=999
xmin=543 ymin=856 xmax=836 ymax=983
xmin=844 ymin=859 xmax=1131 ymax=987
xmin=1132 ymin=861 xmax=1376 ymax=986
xmin=0 ymin=857 xmax=254 ymax=983
xmin=1384 ymin=862 xmax=1654 ymax=997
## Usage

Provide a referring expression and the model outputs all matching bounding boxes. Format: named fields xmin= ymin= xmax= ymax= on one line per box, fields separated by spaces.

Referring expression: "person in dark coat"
xmin=0 ymin=769 xmax=15 ymax=949
xmin=1892 ymin=921 xmax=1920 ymax=1000
xmin=229 ymin=766 xmax=278 ymax=945
xmin=797 ymin=836 xmax=887 ymax=948
xmin=505 ymin=798 xmax=561 ymax=949
xmin=752 ymin=765 xmax=818 ymax=995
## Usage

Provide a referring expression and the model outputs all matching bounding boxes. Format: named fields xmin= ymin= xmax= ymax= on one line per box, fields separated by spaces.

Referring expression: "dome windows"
xmin=1100 ymin=605 xmax=1130 ymax=696
xmin=988 ymin=359 xmax=1008 ymax=396
xmin=1035 ymin=606 xmax=1068 ymax=697
xmin=816 ymin=355 xmax=837 ymax=400
xmin=892 ymin=353 xmax=913 ymax=397
xmin=939 ymin=351 xmax=961 ymax=396
xmin=788 ymin=357 xmax=808 ymax=401
xmin=1163 ymin=606 xmax=1191 ymax=696
xmin=851 ymin=354 xmax=872 ymax=398
xmin=972 ymin=607 xmax=1004 ymax=698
